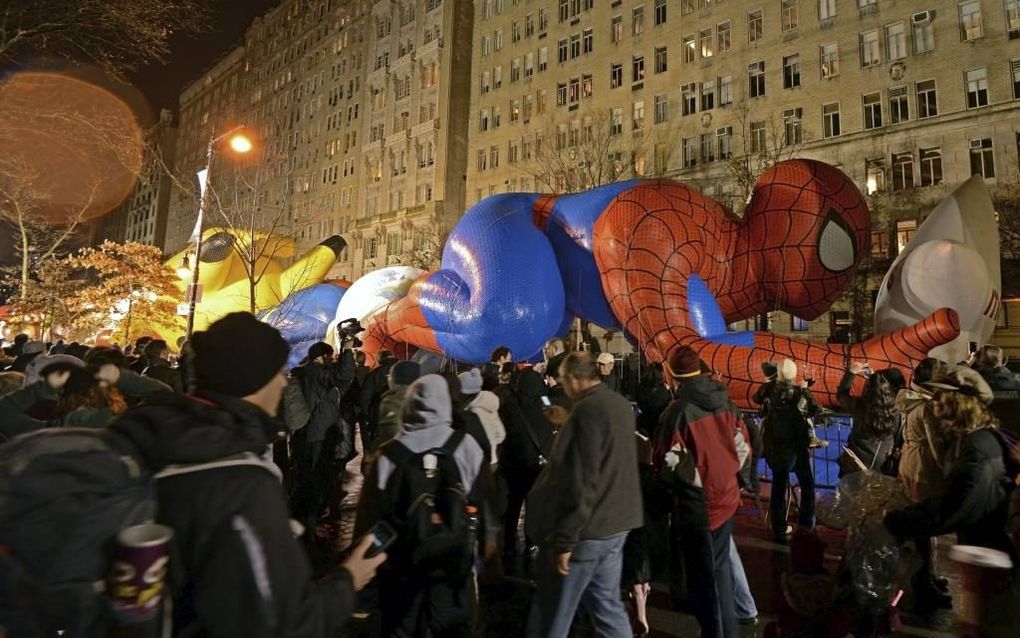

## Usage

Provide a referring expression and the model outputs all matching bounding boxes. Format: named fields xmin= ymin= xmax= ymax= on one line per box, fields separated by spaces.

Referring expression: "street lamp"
xmin=176 ymin=252 xmax=192 ymax=280
xmin=185 ymin=126 xmax=253 ymax=338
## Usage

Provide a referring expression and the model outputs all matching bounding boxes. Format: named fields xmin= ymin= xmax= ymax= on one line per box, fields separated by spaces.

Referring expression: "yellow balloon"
xmin=160 ymin=228 xmax=347 ymax=345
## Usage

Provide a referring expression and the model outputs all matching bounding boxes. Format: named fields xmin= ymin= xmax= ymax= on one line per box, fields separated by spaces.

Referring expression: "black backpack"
xmin=381 ymin=430 xmax=474 ymax=579
xmin=0 ymin=428 xmax=276 ymax=637
xmin=763 ymin=385 xmax=811 ymax=447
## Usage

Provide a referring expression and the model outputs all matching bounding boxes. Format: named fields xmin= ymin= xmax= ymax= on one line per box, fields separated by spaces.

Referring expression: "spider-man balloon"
xmin=359 ymin=160 xmax=958 ymax=408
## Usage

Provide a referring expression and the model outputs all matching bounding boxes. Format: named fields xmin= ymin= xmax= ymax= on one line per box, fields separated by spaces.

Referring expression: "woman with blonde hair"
xmin=885 ymin=366 xmax=1017 ymax=586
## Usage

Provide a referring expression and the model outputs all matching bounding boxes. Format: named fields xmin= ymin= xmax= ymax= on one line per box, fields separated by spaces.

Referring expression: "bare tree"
xmin=516 ymin=110 xmax=673 ymax=194
xmin=726 ymin=99 xmax=807 ymax=210
xmin=0 ymin=0 xmax=209 ymax=75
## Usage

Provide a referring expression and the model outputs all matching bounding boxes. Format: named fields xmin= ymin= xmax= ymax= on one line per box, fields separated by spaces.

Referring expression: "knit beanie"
xmin=389 ymin=360 xmax=422 ymax=388
xmin=761 ymin=361 xmax=778 ymax=380
xmin=666 ymin=346 xmax=702 ymax=378
xmin=458 ymin=368 xmax=483 ymax=395
xmin=306 ymin=341 xmax=334 ymax=362
xmin=191 ymin=313 xmax=290 ymax=397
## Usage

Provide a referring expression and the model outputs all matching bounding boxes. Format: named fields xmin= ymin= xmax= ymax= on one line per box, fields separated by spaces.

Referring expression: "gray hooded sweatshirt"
xmin=375 ymin=374 xmax=485 ymax=493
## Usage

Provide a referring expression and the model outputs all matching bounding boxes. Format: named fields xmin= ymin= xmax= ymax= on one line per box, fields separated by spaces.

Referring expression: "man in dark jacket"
xmin=526 ymin=352 xmax=643 ymax=638
xmin=127 ymin=336 xmax=153 ymax=373
xmin=291 ymin=341 xmax=356 ymax=524
xmin=109 ymin=312 xmax=385 ymax=636
xmin=655 ymin=346 xmax=750 ymax=638
xmin=596 ymin=352 xmax=621 ymax=394
xmin=973 ymin=345 xmax=1020 ymax=397
xmin=141 ymin=339 xmax=183 ymax=393
xmin=359 ymin=350 xmax=398 ymax=453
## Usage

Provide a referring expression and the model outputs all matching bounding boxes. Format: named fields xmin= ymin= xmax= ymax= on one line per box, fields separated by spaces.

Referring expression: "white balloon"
xmin=334 ymin=266 xmax=425 ymax=325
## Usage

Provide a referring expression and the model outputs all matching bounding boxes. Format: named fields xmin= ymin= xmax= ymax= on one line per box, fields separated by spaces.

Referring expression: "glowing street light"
xmin=176 ymin=252 xmax=192 ymax=280
xmin=185 ymin=125 xmax=255 ymax=338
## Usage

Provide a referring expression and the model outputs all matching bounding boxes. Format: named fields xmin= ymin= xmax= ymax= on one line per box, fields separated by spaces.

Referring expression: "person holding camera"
xmin=289 ymin=326 xmax=358 ymax=526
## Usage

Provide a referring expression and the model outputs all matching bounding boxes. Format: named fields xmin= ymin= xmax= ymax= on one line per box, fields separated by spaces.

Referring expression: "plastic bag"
xmin=816 ymin=471 xmax=918 ymax=605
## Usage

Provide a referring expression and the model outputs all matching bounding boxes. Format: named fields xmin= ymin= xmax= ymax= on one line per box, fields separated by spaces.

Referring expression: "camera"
xmin=336 ymin=317 xmax=364 ymax=348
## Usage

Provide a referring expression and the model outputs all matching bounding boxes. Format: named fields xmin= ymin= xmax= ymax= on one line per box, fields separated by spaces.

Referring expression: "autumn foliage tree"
xmin=8 ymin=241 xmax=180 ymax=342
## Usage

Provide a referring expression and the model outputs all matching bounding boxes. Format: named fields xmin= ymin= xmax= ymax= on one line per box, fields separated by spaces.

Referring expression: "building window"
xmin=633 ymin=101 xmax=645 ymax=130
xmin=748 ymin=61 xmax=765 ymax=98
xmin=969 ymin=138 xmax=995 ymax=178
xmin=783 ymin=54 xmax=801 ymax=88
xmin=717 ymin=21 xmax=731 ymax=53
xmin=719 ymin=75 xmax=733 ymax=105
xmin=717 ymin=126 xmax=733 ymax=159
xmin=655 ymin=47 xmax=668 ymax=73
xmin=859 ymin=30 xmax=880 ymax=67
xmin=863 ymin=92 xmax=882 ymax=129
xmin=781 ymin=0 xmax=799 ymax=32
xmin=792 ymin=316 xmax=809 ymax=332
xmin=821 ymin=43 xmax=839 ymax=77
xmin=700 ymin=29 xmax=714 ymax=58
xmin=611 ymin=107 xmax=623 ymax=134
xmin=749 ymin=121 xmax=766 ymax=153
xmin=1009 ymin=0 xmax=1020 ymax=39
xmin=913 ymin=16 xmax=935 ymax=53
xmin=682 ymin=83 xmax=697 ymax=115
xmin=896 ymin=219 xmax=917 ymax=253
xmin=633 ymin=56 xmax=645 ymax=82
xmin=748 ymin=9 xmax=763 ymax=43
xmin=959 ymin=1 xmax=983 ymax=40
xmin=539 ymin=47 xmax=548 ymax=71
xmin=819 ymin=0 xmax=835 ymax=20
xmin=654 ymin=0 xmax=667 ymax=25
xmin=919 ymin=147 xmax=943 ymax=186
xmin=559 ymin=0 xmax=568 ymax=21
xmin=1012 ymin=59 xmax=1020 ymax=99
xmin=558 ymin=39 xmax=567 ymax=63
xmin=582 ymin=74 xmax=593 ymax=98
xmin=611 ymin=63 xmax=623 ymax=88
xmin=654 ymin=143 xmax=670 ymax=173
xmin=822 ymin=102 xmax=841 ymax=138
xmin=700 ymin=132 xmax=714 ymax=162
xmin=611 ymin=15 xmax=623 ymax=43
xmin=583 ymin=28 xmax=593 ymax=53
xmin=683 ymin=137 xmax=697 ymax=167
xmin=654 ymin=94 xmax=669 ymax=123
xmin=890 ymin=85 xmax=909 ymax=122
xmin=570 ymin=33 xmax=580 ymax=58
xmin=892 ymin=152 xmax=914 ymax=190
xmin=966 ymin=68 xmax=988 ymax=108
xmin=568 ymin=77 xmax=580 ymax=103
xmin=870 ymin=228 xmax=890 ymax=257
xmin=366 ymin=237 xmax=378 ymax=259
xmin=556 ymin=82 xmax=567 ymax=106
xmin=886 ymin=22 xmax=907 ymax=60
xmin=682 ymin=34 xmax=696 ymax=63
xmin=701 ymin=81 xmax=715 ymax=110
xmin=916 ymin=79 xmax=938 ymax=118
xmin=783 ymin=108 xmax=803 ymax=145
xmin=633 ymin=6 xmax=645 ymax=36
xmin=866 ymin=158 xmax=886 ymax=194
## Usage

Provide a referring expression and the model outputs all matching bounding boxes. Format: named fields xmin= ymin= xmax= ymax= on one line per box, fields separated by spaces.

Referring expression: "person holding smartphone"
xmin=836 ymin=361 xmax=905 ymax=477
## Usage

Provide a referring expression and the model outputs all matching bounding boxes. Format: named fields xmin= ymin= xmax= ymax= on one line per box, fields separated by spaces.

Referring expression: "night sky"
xmin=131 ymin=0 xmax=280 ymax=115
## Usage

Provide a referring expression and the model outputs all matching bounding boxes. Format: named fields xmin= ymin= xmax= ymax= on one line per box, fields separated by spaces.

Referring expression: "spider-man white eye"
xmin=818 ymin=210 xmax=856 ymax=272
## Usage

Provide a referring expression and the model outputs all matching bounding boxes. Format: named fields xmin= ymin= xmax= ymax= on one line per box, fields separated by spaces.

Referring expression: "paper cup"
xmin=108 ymin=524 xmax=174 ymax=624
xmin=949 ymin=545 xmax=1013 ymax=637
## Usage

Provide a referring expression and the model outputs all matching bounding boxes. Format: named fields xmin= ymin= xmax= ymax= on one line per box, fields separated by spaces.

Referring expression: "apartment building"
xmin=467 ymin=0 xmax=1020 ymax=346
xmin=165 ymin=0 xmax=472 ymax=282
xmin=352 ymin=0 xmax=474 ymax=274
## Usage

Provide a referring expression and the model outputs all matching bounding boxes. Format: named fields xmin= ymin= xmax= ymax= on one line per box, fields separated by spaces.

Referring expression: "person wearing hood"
xmin=107 ymin=313 xmax=384 ymax=636
xmin=0 ymin=358 xmax=171 ymax=441
xmin=654 ymin=347 xmax=750 ymax=638
xmin=894 ymin=357 xmax=953 ymax=613
xmin=885 ymin=366 xmax=1017 ymax=559
xmin=526 ymin=352 xmax=643 ymax=638
xmin=356 ymin=374 xmax=486 ymax=637
xmin=369 ymin=360 xmax=422 ymax=462
xmin=289 ymin=340 xmax=357 ymax=525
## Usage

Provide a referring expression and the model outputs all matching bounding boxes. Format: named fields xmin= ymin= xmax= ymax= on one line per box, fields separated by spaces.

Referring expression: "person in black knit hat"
xmin=109 ymin=312 xmax=384 ymax=636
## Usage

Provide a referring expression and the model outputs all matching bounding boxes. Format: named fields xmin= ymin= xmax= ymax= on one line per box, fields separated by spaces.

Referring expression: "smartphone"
xmin=969 ymin=341 xmax=979 ymax=355
xmin=540 ymin=395 xmax=552 ymax=407
xmin=365 ymin=520 xmax=397 ymax=558
xmin=634 ymin=430 xmax=649 ymax=443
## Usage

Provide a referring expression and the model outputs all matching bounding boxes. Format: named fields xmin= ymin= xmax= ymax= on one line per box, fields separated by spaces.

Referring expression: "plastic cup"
xmin=948 ymin=544 xmax=1013 ymax=637
xmin=107 ymin=523 xmax=174 ymax=625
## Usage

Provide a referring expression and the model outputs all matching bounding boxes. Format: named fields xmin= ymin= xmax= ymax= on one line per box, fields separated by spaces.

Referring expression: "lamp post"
xmin=185 ymin=126 xmax=253 ymax=338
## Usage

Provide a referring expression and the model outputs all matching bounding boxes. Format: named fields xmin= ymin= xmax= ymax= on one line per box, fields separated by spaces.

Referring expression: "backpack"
xmin=282 ymin=374 xmax=312 ymax=432
xmin=381 ymin=430 xmax=474 ymax=579
xmin=762 ymin=385 xmax=811 ymax=452
xmin=0 ymin=427 xmax=277 ymax=637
